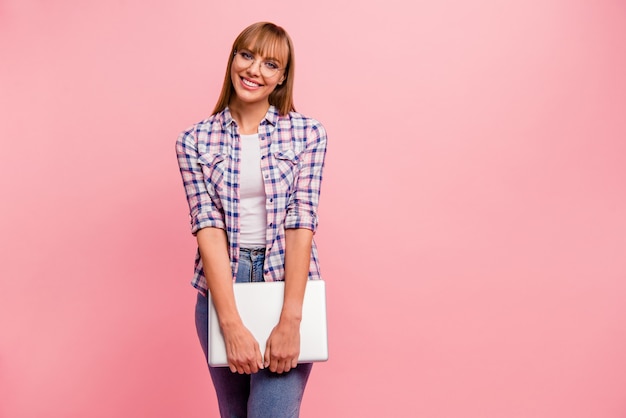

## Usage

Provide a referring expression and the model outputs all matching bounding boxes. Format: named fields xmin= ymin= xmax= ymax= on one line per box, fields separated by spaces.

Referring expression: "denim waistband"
xmin=239 ymin=247 xmax=266 ymax=255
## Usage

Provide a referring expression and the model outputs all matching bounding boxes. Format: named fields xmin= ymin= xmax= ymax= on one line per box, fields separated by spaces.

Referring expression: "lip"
xmin=240 ymin=76 xmax=263 ymax=90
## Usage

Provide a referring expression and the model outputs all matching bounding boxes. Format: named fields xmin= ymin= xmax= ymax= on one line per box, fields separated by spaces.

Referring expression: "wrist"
xmin=219 ymin=315 xmax=244 ymax=331
xmin=280 ymin=297 xmax=304 ymax=323
xmin=279 ymin=311 xmax=302 ymax=324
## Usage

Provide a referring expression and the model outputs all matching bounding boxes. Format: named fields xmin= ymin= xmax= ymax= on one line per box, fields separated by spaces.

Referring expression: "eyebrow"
xmin=239 ymin=48 xmax=284 ymax=64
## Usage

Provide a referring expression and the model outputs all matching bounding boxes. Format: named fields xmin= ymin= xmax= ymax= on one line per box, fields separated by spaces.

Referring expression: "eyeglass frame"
xmin=232 ymin=49 xmax=285 ymax=78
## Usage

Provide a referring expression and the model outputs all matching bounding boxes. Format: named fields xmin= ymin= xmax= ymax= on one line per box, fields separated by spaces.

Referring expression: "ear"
xmin=278 ymin=75 xmax=286 ymax=85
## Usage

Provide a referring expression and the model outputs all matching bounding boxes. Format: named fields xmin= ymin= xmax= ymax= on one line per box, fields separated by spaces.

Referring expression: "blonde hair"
xmin=212 ymin=22 xmax=295 ymax=116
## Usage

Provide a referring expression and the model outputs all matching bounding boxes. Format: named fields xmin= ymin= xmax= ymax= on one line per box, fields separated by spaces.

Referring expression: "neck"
xmin=229 ymin=99 xmax=270 ymax=135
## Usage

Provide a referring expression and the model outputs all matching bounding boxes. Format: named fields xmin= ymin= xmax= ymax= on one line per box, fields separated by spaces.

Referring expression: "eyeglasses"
xmin=233 ymin=50 xmax=283 ymax=78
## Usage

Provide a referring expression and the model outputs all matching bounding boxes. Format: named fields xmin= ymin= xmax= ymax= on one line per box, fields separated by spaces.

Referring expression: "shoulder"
xmin=284 ymin=111 xmax=324 ymax=129
xmin=178 ymin=113 xmax=223 ymax=139
xmin=278 ymin=112 xmax=327 ymax=141
xmin=176 ymin=113 xmax=226 ymax=148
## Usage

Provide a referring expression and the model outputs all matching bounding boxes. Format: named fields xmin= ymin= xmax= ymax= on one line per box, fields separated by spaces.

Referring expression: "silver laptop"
xmin=208 ymin=280 xmax=328 ymax=367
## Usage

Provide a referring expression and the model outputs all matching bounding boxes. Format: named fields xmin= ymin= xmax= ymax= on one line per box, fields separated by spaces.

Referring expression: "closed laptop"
xmin=208 ymin=280 xmax=329 ymax=367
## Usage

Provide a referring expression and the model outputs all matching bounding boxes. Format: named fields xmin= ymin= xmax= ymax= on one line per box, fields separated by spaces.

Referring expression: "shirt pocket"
xmin=198 ymin=153 xmax=226 ymax=192
xmin=272 ymin=149 xmax=299 ymax=193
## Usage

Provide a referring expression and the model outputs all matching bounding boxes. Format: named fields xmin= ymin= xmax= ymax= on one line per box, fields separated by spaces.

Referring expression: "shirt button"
xmin=264 ymin=175 xmax=269 ymax=179
xmin=269 ymin=198 xmax=273 ymax=202
xmin=269 ymin=223 xmax=273 ymax=227
xmin=261 ymin=156 xmax=266 ymax=159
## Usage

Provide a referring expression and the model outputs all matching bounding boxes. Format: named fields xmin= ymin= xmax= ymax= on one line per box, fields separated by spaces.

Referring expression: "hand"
xmin=222 ymin=323 xmax=264 ymax=374
xmin=264 ymin=318 xmax=300 ymax=374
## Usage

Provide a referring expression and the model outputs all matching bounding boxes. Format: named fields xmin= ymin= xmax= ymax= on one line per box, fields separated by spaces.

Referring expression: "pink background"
xmin=2 ymin=1 xmax=626 ymax=417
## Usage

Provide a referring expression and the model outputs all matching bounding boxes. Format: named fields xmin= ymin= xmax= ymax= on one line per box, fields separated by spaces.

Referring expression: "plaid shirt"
xmin=176 ymin=106 xmax=327 ymax=293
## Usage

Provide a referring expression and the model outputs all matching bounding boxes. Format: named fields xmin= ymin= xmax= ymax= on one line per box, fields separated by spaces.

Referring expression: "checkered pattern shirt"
xmin=176 ymin=106 xmax=327 ymax=293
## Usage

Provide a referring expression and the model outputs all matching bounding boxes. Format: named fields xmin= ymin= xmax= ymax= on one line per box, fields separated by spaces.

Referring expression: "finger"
xmin=263 ymin=343 xmax=271 ymax=369
xmin=276 ymin=358 xmax=285 ymax=374
xmin=257 ymin=348 xmax=265 ymax=370
xmin=268 ymin=344 xmax=281 ymax=373
xmin=228 ymin=356 xmax=243 ymax=374
xmin=283 ymin=359 xmax=291 ymax=373
xmin=249 ymin=358 xmax=259 ymax=374
xmin=269 ymin=356 xmax=278 ymax=373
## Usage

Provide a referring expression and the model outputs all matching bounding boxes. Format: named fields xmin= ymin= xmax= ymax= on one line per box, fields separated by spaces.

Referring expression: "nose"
xmin=246 ymin=58 xmax=262 ymax=76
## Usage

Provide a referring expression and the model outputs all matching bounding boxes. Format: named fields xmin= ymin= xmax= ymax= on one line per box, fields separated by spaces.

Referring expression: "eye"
xmin=264 ymin=61 xmax=279 ymax=70
xmin=239 ymin=51 xmax=254 ymax=60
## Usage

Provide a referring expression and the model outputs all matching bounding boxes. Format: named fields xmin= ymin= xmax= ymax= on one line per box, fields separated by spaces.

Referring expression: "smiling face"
xmin=212 ymin=22 xmax=296 ymax=116
xmin=229 ymin=39 xmax=289 ymax=109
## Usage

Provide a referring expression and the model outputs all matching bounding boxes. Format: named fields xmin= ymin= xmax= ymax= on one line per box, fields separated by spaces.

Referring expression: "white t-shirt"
xmin=238 ymin=134 xmax=267 ymax=247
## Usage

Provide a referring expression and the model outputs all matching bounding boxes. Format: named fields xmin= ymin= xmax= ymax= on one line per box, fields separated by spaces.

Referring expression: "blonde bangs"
xmin=236 ymin=28 xmax=290 ymax=68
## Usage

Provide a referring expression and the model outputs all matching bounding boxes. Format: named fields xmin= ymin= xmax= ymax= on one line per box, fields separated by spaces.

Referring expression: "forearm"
xmin=196 ymin=227 xmax=242 ymax=330
xmin=281 ymin=228 xmax=314 ymax=323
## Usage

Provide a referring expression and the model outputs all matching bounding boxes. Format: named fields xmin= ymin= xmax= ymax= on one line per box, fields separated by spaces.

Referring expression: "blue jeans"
xmin=195 ymin=248 xmax=313 ymax=418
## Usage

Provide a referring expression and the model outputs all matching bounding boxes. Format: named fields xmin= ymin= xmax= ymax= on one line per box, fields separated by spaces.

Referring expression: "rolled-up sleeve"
xmin=284 ymin=121 xmax=328 ymax=232
xmin=175 ymin=128 xmax=225 ymax=235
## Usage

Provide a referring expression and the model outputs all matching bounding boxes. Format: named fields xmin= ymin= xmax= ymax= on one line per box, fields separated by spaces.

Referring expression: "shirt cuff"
xmin=284 ymin=212 xmax=318 ymax=232
xmin=191 ymin=212 xmax=226 ymax=235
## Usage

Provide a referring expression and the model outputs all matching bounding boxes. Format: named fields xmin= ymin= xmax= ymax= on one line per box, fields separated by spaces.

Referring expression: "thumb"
xmin=257 ymin=345 xmax=265 ymax=370
xmin=263 ymin=342 xmax=271 ymax=368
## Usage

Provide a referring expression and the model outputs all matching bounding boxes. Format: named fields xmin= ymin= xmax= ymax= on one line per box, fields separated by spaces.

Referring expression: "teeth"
xmin=242 ymin=78 xmax=260 ymax=87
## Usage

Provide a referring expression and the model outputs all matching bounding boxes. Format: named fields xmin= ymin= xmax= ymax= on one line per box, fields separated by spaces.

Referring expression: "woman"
xmin=176 ymin=22 xmax=328 ymax=417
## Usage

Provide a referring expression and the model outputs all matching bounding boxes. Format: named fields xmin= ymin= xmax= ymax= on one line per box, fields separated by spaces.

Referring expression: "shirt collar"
xmin=219 ymin=105 xmax=279 ymax=128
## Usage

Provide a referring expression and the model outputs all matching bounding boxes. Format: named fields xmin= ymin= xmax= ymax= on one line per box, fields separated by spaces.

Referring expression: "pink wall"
xmin=2 ymin=0 xmax=626 ymax=417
